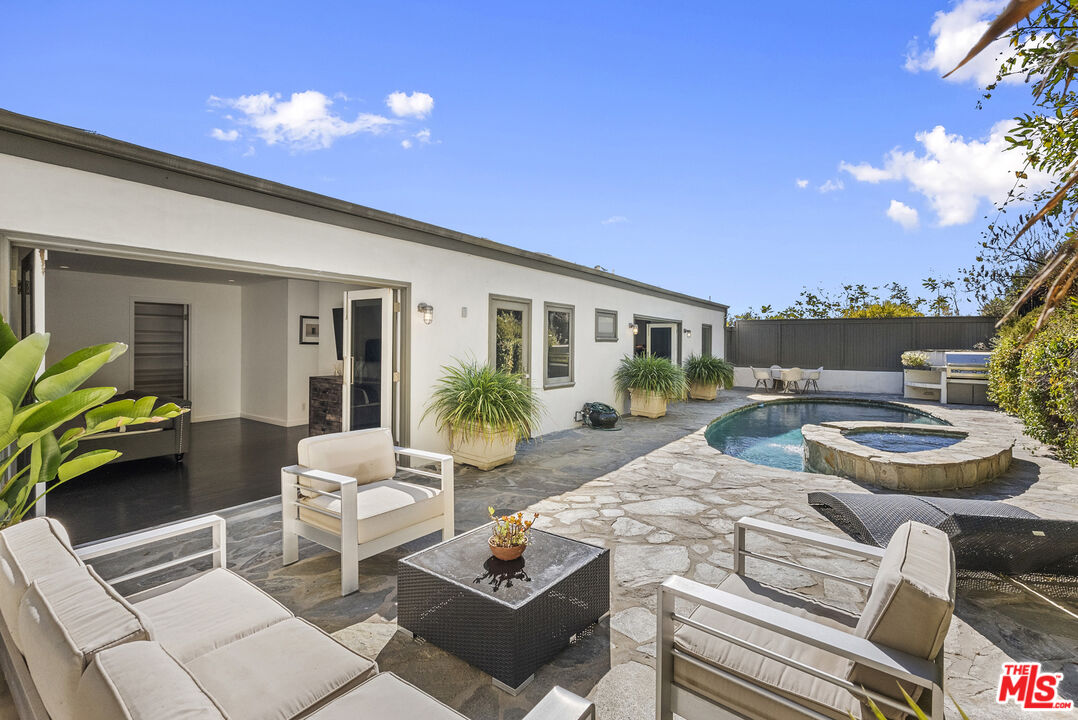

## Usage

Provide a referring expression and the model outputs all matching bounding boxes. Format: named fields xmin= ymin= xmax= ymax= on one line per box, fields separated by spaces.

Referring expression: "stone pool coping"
xmin=803 ymin=420 xmax=1014 ymax=490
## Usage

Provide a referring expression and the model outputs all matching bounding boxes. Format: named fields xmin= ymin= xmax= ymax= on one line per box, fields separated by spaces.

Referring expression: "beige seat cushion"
xmin=298 ymin=479 xmax=442 ymax=543
xmin=18 ymin=565 xmax=150 ymax=720
xmin=185 ymin=618 xmax=376 ymax=720
xmin=673 ymin=574 xmax=860 ymax=720
xmin=77 ymin=641 xmax=228 ymax=720
xmin=297 ymin=428 xmax=396 ymax=494
xmin=0 ymin=517 xmax=83 ymax=649
xmin=134 ymin=568 xmax=293 ymax=662
xmin=306 ymin=672 xmax=467 ymax=720
xmin=849 ymin=521 xmax=954 ymax=713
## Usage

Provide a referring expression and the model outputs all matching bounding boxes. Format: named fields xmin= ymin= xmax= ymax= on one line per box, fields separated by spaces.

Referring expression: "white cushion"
xmin=298 ymin=428 xmax=396 ymax=490
xmin=184 ymin=618 xmax=376 ymax=720
xmin=306 ymin=672 xmax=467 ymax=720
xmin=134 ymin=568 xmax=293 ymax=662
xmin=77 ymin=641 xmax=228 ymax=720
xmin=0 ymin=517 xmax=83 ymax=649
xmin=18 ymin=565 xmax=150 ymax=720
xmin=298 ymin=479 xmax=442 ymax=543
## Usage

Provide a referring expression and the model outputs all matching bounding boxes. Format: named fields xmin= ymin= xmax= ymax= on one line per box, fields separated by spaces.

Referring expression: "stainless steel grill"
xmin=944 ymin=351 xmax=990 ymax=381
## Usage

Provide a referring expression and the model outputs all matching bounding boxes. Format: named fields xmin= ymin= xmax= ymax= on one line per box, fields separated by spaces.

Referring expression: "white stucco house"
xmin=0 ymin=109 xmax=727 ymax=455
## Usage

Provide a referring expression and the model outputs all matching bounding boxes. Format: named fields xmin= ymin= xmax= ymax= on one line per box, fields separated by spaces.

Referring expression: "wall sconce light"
xmin=628 ymin=322 xmax=639 ymax=335
xmin=683 ymin=328 xmax=692 ymax=338
xmin=418 ymin=303 xmax=434 ymax=325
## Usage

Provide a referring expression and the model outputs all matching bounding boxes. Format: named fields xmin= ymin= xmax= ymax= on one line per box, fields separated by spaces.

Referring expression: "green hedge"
xmin=989 ymin=302 xmax=1078 ymax=465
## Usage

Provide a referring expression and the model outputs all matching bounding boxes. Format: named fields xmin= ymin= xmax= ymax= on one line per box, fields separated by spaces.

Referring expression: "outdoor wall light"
xmin=628 ymin=322 xmax=639 ymax=335
xmin=683 ymin=328 xmax=692 ymax=338
xmin=418 ymin=303 xmax=434 ymax=325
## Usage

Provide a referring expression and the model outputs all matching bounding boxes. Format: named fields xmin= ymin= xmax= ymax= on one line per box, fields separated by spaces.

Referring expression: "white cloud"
xmin=602 ymin=216 xmax=628 ymax=225
xmin=840 ymin=119 xmax=1046 ymax=226
xmin=415 ymin=128 xmax=432 ymax=144
xmin=795 ymin=178 xmax=809 ymax=189
xmin=904 ymin=0 xmax=1022 ymax=86
xmin=886 ymin=200 xmax=920 ymax=230
xmin=386 ymin=91 xmax=434 ymax=119
xmin=818 ymin=179 xmax=844 ymax=193
xmin=210 ymin=128 xmax=239 ymax=142
xmin=210 ymin=91 xmax=395 ymax=150
xmin=401 ymin=139 xmax=413 ymax=149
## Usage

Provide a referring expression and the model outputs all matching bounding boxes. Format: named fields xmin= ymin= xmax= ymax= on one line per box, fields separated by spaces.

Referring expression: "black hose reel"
xmin=574 ymin=402 xmax=621 ymax=430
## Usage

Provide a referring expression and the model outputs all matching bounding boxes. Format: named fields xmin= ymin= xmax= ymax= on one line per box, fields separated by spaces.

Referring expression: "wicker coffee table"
xmin=397 ymin=523 xmax=610 ymax=694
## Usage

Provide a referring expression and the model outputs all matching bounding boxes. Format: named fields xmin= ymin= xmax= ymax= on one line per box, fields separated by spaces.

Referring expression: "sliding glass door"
xmin=342 ymin=289 xmax=393 ymax=431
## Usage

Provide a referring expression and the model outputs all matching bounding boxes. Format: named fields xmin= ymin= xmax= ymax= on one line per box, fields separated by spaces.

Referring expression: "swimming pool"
xmin=704 ymin=399 xmax=948 ymax=472
xmin=847 ymin=430 xmax=962 ymax=453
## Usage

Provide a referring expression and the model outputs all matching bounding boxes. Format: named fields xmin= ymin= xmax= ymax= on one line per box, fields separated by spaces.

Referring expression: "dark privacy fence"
xmin=724 ymin=317 xmax=998 ymax=372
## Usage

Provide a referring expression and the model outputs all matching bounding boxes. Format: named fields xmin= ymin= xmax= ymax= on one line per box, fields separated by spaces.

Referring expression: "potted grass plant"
xmin=683 ymin=354 xmax=735 ymax=401
xmin=613 ymin=353 xmax=687 ymax=418
xmin=424 ymin=359 xmax=542 ymax=470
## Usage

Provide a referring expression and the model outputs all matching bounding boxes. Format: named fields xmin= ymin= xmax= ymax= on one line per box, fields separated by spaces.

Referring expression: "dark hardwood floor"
xmin=48 ymin=418 xmax=310 ymax=544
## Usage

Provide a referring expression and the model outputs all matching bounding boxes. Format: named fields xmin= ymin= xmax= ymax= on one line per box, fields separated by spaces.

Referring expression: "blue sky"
xmin=2 ymin=1 xmax=1036 ymax=314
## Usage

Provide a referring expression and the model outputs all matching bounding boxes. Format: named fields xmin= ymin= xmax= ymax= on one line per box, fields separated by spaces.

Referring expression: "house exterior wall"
xmin=0 ymin=152 xmax=725 ymax=452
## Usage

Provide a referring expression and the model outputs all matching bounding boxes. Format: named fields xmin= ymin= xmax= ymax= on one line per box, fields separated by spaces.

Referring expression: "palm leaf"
xmin=944 ymin=0 xmax=1046 ymax=79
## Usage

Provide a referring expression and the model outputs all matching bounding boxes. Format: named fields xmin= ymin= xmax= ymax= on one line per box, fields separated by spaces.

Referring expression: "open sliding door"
xmin=341 ymin=288 xmax=393 ymax=433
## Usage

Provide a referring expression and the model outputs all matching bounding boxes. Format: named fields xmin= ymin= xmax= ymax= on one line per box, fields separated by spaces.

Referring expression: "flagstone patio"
xmin=9 ymin=389 xmax=1077 ymax=719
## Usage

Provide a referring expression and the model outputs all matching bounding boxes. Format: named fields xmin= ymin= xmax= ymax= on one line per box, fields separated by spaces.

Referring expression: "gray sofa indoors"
xmin=0 ymin=515 xmax=594 ymax=720
xmin=73 ymin=390 xmax=192 ymax=464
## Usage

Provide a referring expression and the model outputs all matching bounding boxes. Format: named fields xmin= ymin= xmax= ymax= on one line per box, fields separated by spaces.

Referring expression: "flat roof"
xmin=0 ymin=108 xmax=727 ymax=312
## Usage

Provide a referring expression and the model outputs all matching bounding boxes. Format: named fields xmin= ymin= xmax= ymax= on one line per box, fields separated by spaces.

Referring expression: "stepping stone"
xmin=622 ymin=497 xmax=708 ymax=516
xmin=610 ymin=607 xmax=656 ymax=644
xmin=612 ymin=517 xmax=653 ymax=537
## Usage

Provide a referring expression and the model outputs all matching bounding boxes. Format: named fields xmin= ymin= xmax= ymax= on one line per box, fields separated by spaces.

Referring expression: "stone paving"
xmin=9 ymin=389 xmax=1077 ymax=719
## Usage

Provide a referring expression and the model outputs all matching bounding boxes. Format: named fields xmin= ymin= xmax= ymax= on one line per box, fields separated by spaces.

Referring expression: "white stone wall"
xmin=0 ymin=153 xmax=726 ymax=450
xmin=732 ymin=367 xmax=903 ymax=395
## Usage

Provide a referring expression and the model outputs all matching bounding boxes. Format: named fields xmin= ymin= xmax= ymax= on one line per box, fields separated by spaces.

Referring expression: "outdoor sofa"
xmin=657 ymin=517 xmax=955 ymax=719
xmin=0 ymin=514 xmax=593 ymax=720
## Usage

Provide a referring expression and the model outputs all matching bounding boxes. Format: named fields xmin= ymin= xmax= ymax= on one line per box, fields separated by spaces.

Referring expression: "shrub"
xmin=684 ymin=354 xmax=735 ymax=389
xmin=900 ymin=350 xmax=930 ymax=368
xmin=989 ymin=303 xmax=1078 ymax=465
xmin=424 ymin=359 xmax=542 ymax=442
xmin=613 ymin=354 xmax=687 ymax=401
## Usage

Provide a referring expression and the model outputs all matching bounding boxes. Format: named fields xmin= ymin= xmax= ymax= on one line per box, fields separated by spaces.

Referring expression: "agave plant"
xmin=613 ymin=354 xmax=687 ymax=401
xmin=0 ymin=314 xmax=187 ymax=528
xmin=423 ymin=359 xmax=542 ymax=442
xmin=683 ymin=354 xmax=735 ymax=389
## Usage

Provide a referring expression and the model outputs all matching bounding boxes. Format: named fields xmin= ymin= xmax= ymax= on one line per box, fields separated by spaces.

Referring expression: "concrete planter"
xmin=451 ymin=427 xmax=518 ymax=471
xmin=629 ymin=389 xmax=668 ymax=418
xmin=688 ymin=382 xmax=718 ymax=401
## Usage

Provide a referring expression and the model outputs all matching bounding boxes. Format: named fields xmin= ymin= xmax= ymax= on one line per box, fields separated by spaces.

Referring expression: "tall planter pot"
xmin=688 ymin=382 xmax=718 ymax=401
xmin=451 ymin=427 xmax=518 ymax=471
xmin=629 ymin=389 xmax=668 ymax=418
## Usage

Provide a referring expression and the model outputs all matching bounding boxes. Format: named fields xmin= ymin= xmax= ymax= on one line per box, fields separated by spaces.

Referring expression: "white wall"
xmin=2 ymin=154 xmax=727 ymax=450
xmin=732 ymin=367 xmax=903 ymax=395
xmin=240 ymin=279 xmax=288 ymax=424
xmin=285 ymin=278 xmax=319 ymax=426
xmin=44 ymin=269 xmax=242 ymax=422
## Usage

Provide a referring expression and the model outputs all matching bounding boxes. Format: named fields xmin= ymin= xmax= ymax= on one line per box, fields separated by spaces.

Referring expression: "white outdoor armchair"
xmin=779 ymin=367 xmax=804 ymax=394
xmin=803 ymin=366 xmax=823 ymax=393
xmin=281 ymin=428 xmax=454 ymax=596
xmin=750 ymin=367 xmax=772 ymax=390
xmin=657 ymin=517 xmax=954 ymax=720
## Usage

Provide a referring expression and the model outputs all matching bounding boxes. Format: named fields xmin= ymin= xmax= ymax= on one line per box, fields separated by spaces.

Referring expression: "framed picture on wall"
xmin=299 ymin=315 xmax=320 ymax=344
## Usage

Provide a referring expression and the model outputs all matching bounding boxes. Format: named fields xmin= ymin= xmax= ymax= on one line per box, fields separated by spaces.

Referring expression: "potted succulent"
xmin=487 ymin=507 xmax=538 ymax=561
xmin=683 ymin=354 xmax=735 ymax=401
xmin=613 ymin=354 xmax=687 ymax=418
xmin=424 ymin=359 xmax=542 ymax=470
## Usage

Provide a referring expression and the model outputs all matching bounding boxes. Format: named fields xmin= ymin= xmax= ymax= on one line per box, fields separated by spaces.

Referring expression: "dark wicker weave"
xmin=808 ymin=491 xmax=1078 ymax=575
xmin=397 ymin=523 xmax=610 ymax=691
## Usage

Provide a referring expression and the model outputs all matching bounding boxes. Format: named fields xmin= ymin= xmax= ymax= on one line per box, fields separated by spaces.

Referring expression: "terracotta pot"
xmin=489 ymin=538 xmax=526 ymax=561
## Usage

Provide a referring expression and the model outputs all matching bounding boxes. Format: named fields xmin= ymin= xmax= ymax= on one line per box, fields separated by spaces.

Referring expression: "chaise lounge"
xmin=0 ymin=514 xmax=593 ymax=720
xmin=657 ymin=517 xmax=955 ymax=719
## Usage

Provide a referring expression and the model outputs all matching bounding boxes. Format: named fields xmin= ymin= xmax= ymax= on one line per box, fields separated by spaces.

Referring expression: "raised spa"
xmin=803 ymin=421 xmax=1013 ymax=490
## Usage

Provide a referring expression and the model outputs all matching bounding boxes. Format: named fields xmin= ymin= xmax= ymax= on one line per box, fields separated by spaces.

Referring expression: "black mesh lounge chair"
xmin=808 ymin=491 xmax=1078 ymax=575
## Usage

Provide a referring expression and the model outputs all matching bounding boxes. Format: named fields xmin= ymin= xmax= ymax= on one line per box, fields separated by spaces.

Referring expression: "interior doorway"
xmin=633 ymin=316 xmax=683 ymax=362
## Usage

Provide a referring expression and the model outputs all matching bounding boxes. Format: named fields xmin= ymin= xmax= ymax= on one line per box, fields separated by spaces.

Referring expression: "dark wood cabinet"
xmin=309 ymin=376 xmax=343 ymax=436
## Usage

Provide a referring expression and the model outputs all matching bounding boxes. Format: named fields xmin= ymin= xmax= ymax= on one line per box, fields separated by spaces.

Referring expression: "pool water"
xmin=705 ymin=400 xmax=947 ymax=472
xmin=848 ymin=431 xmax=961 ymax=453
